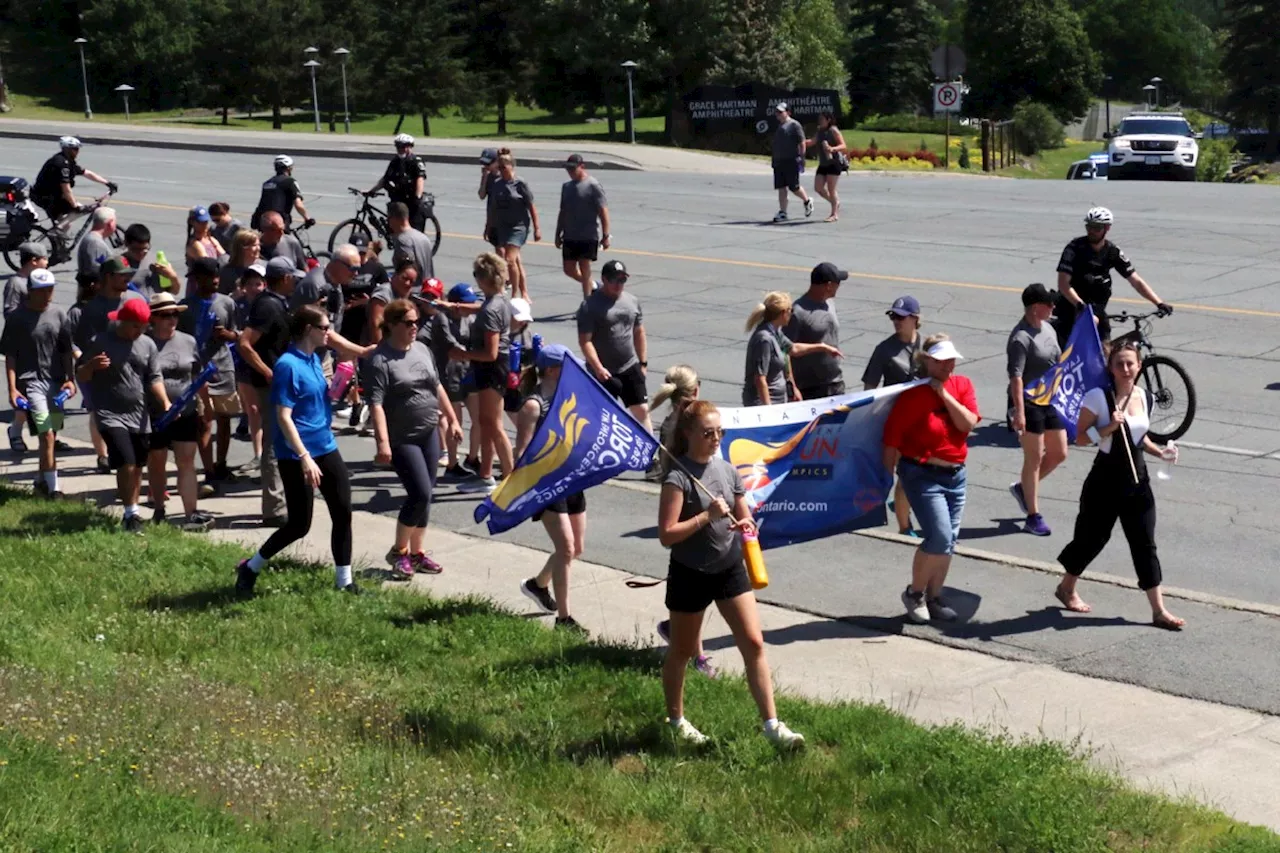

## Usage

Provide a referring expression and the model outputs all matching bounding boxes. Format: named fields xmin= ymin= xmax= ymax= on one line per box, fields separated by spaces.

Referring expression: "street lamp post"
xmin=333 ymin=47 xmax=351 ymax=134
xmin=620 ymin=60 xmax=637 ymax=144
xmin=1103 ymin=74 xmax=1113 ymax=137
xmin=303 ymin=47 xmax=320 ymax=133
xmin=74 ymin=38 xmax=92 ymax=119
xmin=1142 ymin=84 xmax=1156 ymax=110
xmin=115 ymin=84 xmax=134 ymax=120
xmin=1150 ymin=76 xmax=1163 ymax=109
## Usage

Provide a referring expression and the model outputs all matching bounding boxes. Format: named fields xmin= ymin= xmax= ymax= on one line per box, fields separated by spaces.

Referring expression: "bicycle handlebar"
xmin=1106 ymin=310 xmax=1162 ymax=323
xmin=348 ymin=187 xmax=382 ymax=198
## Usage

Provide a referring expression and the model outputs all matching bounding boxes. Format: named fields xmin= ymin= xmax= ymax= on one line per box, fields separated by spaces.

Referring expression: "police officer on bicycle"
xmin=31 ymin=137 xmax=117 ymax=225
xmin=1054 ymin=207 xmax=1172 ymax=347
xmin=251 ymin=155 xmax=313 ymax=232
xmin=364 ymin=134 xmax=429 ymax=232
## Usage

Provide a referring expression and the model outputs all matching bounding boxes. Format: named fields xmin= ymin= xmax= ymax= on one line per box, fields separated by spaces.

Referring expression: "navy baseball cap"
xmin=887 ymin=295 xmax=920 ymax=317
xmin=810 ymin=262 xmax=848 ymax=285
xmin=447 ymin=283 xmax=480 ymax=304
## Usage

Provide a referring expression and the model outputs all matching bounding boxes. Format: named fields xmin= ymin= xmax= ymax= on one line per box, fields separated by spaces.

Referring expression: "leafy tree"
xmin=1221 ymin=0 xmax=1280 ymax=155
xmin=359 ymin=0 xmax=468 ymax=135
xmin=846 ymin=0 xmax=941 ymax=122
xmin=962 ymin=0 xmax=1100 ymax=122
xmin=710 ymin=0 xmax=794 ymax=87
xmin=645 ymin=0 xmax=732 ymax=139
xmin=781 ymin=0 xmax=848 ymax=91
xmin=451 ymin=0 xmax=539 ymax=134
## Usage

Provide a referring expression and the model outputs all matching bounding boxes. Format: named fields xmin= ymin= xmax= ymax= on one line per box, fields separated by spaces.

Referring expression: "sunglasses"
xmin=701 ymin=427 xmax=724 ymax=439
xmin=1086 ymin=224 xmax=1108 ymax=231
xmin=397 ymin=318 xmax=418 ymax=328
xmin=313 ymin=323 xmax=332 ymax=332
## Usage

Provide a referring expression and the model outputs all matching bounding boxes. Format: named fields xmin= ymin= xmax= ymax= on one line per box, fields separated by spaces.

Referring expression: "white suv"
xmin=1105 ymin=112 xmax=1199 ymax=181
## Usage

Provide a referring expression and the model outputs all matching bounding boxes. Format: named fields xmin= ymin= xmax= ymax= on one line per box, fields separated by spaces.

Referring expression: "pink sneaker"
xmin=391 ymin=553 xmax=414 ymax=580
xmin=412 ymin=552 xmax=443 ymax=574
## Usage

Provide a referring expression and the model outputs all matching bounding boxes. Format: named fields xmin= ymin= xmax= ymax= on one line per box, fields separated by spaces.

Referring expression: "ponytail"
xmin=670 ymin=399 xmax=718 ymax=460
xmin=745 ymin=291 xmax=793 ymax=333
xmin=651 ymin=364 xmax=699 ymax=413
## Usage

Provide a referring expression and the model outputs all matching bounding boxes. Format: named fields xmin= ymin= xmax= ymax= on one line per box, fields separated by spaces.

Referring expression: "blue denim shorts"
xmin=897 ymin=459 xmax=967 ymax=555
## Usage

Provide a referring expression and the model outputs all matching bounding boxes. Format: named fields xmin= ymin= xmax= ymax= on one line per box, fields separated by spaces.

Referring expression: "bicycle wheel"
xmin=328 ymin=219 xmax=372 ymax=254
xmin=313 ymin=250 xmax=332 ymax=262
xmin=1140 ymin=354 xmax=1196 ymax=443
xmin=3 ymin=225 xmax=56 ymax=272
xmin=427 ymin=214 xmax=442 ymax=257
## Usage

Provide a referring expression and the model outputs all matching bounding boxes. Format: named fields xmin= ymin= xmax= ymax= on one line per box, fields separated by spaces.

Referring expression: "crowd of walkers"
xmin=3 ymin=137 xmax=1190 ymax=747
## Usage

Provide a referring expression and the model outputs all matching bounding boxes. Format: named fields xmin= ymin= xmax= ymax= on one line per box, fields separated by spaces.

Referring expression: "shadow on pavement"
xmin=621 ymin=525 xmax=660 ymax=540
xmin=968 ymin=421 xmax=1020 ymax=449
xmin=944 ymin=606 xmax=1131 ymax=641
xmin=957 ymin=518 xmax=1024 ymax=540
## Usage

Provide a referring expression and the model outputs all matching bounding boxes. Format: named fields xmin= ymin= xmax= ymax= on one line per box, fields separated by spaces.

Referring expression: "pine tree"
xmin=846 ymin=0 xmax=941 ymax=122
xmin=1221 ymin=0 xmax=1280 ymax=155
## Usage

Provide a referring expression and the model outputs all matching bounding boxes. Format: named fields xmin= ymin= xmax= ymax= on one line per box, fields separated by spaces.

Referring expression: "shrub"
xmin=858 ymin=113 xmax=980 ymax=136
xmin=959 ymin=140 xmax=971 ymax=169
xmin=1197 ymin=139 xmax=1236 ymax=182
xmin=920 ymin=138 xmax=928 ymax=152
xmin=869 ymin=138 xmax=878 ymax=152
xmin=1012 ymin=100 xmax=1065 ymax=156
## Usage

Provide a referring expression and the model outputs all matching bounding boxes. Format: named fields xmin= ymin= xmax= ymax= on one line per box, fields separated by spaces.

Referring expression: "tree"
xmin=360 ymin=0 xmax=468 ymax=135
xmin=962 ymin=0 xmax=1100 ymax=122
xmin=79 ymin=0 xmax=205 ymax=111
xmin=1221 ymin=0 xmax=1280 ymax=155
xmin=645 ymin=0 xmax=732 ymax=139
xmin=451 ymin=0 xmax=539 ymax=135
xmin=781 ymin=0 xmax=848 ymax=91
xmin=710 ymin=0 xmax=795 ymax=87
xmin=846 ymin=0 xmax=941 ymax=122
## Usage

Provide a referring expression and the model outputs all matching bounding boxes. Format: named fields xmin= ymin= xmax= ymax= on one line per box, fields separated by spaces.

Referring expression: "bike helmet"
xmin=1084 ymin=207 xmax=1113 ymax=226
xmin=59 ymin=136 xmax=82 ymax=150
xmin=274 ymin=154 xmax=294 ymax=171
xmin=393 ymin=133 xmax=415 ymax=148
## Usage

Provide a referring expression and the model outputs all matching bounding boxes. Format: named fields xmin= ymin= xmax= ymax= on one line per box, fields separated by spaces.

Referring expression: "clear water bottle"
xmin=1156 ymin=440 xmax=1178 ymax=481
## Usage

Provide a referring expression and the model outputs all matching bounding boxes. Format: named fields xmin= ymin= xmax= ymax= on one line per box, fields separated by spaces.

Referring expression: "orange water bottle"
xmin=742 ymin=527 xmax=768 ymax=590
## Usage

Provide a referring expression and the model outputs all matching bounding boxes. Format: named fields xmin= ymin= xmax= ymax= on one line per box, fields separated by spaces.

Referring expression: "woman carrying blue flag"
xmin=515 ymin=344 xmax=589 ymax=633
xmin=657 ymin=399 xmax=805 ymax=749
xmin=1055 ymin=341 xmax=1184 ymax=630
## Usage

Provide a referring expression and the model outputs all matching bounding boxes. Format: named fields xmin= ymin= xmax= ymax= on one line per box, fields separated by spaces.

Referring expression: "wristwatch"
xmin=640 ymin=361 xmax=648 ymax=367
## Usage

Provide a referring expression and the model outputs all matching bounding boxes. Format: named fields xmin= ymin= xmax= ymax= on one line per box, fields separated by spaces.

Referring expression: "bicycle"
xmin=287 ymin=220 xmax=331 ymax=264
xmin=1107 ymin=310 xmax=1196 ymax=442
xmin=3 ymin=188 xmax=124 ymax=272
xmin=329 ymin=188 xmax=441 ymax=257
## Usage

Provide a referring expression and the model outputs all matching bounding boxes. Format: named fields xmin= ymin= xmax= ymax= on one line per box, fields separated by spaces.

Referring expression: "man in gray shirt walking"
xmin=388 ymin=202 xmax=435 ymax=282
xmin=770 ymin=103 xmax=813 ymax=224
xmin=76 ymin=206 xmax=117 ymax=286
xmin=785 ymin=262 xmax=847 ymax=399
xmin=576 ymin=259 xmax=652 ymax=434
xmin=556 ymin=154 xmax=611 ymax=300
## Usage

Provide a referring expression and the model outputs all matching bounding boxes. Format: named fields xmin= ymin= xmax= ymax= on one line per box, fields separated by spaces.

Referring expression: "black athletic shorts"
xmin=772 ymin=159 xmax=801 ymax=191
xmin=561 ymin=240 xmax=598 ymax=263
xmin=798 ymin=379 xmax=846 ymax=401
xmin=532 ymin=490 xmax=586 ymax=521
xmin=101 ymin=426 xmax=150 ymax=470
xmin=472 ymin=361 xmax=508 ymax=394
xmin=603 ymin=363 xmax=648 ymax=408
xmin=148 ymin=413 xmax=201 ymax=450
xmin=1023 ymin=402 xmax=1065 ymax=435
xmin=36 ymin=196 xmax=74 ymax=223
xmin=665 ymin=557 xmax=752 ymax=614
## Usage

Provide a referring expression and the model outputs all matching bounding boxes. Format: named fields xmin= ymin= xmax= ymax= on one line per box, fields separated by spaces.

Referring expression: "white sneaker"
xmin=669 ymin=717 xmax=709 ymax=745
xmin=901 ymin=586 xmax=930 ymax=624
xmin=927 ymin=596 xmax=958 ymax=622
xmin=803 ymin=198 xmax=814 ymax=217
xmin=457 ymin=476 xmax=497 ymax=494
xmin=764 ymin=721 xmax=805 ymax=749
xmin=772 ymin=210 xmax=787 ymax=223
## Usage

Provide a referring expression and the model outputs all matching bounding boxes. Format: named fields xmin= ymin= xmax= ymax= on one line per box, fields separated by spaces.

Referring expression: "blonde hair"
xmin=914 ymin=332 xmax=951 ymax=368
xmin=472 ymin=252 xmax=508 ymax=292
xmin=744 ymin=291 xmax=793 ymax=333
xmin=652 ymin=364 xmax=699 ymax=413
xmin=498 ymin=153 xmax=515 ymax=169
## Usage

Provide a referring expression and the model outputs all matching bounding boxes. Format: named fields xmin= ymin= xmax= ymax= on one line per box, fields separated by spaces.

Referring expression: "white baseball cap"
xmin=28 ymin=269 xmax=56 ymax=289
xmin=925 ymin=340 xmax=963 ymax=361
xmin=510 ymin=297 xmax=533 ymax=323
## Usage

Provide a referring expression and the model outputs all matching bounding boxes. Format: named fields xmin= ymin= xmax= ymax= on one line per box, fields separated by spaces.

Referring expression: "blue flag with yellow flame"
xmin=1024 ymin=306 xmax=1107 ymax=441
xmin=474 ymin=354 xmax=660 ymax=534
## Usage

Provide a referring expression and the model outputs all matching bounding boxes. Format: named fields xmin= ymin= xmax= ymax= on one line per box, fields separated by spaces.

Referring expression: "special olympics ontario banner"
xmin=716 ymin=383 xmax=918 ymax=549
xmin=1024 ymin=306 xmax=1108 ymax=442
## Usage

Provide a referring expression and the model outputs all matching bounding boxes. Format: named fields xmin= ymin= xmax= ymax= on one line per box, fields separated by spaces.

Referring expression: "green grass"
xmin=0 ymin=487 xmax=1276 ymax=851
xmin=998 ymin=140 xmax=1105 ymax=179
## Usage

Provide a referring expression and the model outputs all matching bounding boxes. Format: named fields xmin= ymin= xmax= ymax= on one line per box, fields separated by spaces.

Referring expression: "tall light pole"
xmin=1142 ymin=84 xmax=1156 ymax=110
xmin=115 ymin=84 xmax=134 ymax=120
xmin=74 ymin=38 xmax=92 ymax=119
xmin=1150 ymin=76 xmax=1163 ymax=109
xmin=333 ymin=47 xmax=351 ymax=134
xmin=1103 ymin=74 xmax=1112 ymax=137
xmin=620 ymin=60 xmax=637 ymax=144
xmin=303 ymin=46 xmax=320 ymax=133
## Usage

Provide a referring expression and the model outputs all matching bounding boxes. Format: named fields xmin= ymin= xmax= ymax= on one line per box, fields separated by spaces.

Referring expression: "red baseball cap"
xmin=421 ymin=277 xmax=444 ymax=300
xmin=108 ymin=299 xmax=151 ymax=324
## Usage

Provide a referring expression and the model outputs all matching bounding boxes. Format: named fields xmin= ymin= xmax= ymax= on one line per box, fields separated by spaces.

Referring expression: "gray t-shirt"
xmin=1 ymin=305 xmax=72 ymax=386
xmin=785 ymin=294 xmax=841 ymax=388
xmin=559 ymin=177 xmax=607 ymax=242
xmin=486 ymin=177 xmax=534 ymax=231
xmin=151 ymin=331 xmax=202 ymax=415
xmin=743 ymin=323 xmax=790 ymax=406
xmin=365 ymin=340 xmax=441 ymax=445
xmin=862 ymin=334 xmax=921 ymax=388
xmin=3 ymin=274 xmax=29 ymax=316
xmin=210 ymin=219 xmax=242 ymax=255
xmin=434 ymin=311 xmax=471 ymax=393
xmin=178 ymin=293 xmax=238 ymax=396
xmin=79 ymin=330 xmax=162 ymax=431
xmin=126 ymin=260 xmax=171 ymax=303
xmin=471 ymin=293 xmax=512 ymax=358
xmin=1007 ymin=319 xmax=1062 ymax=384
xmin=664 ymin=455 xmax=745 ymax=573
xmin=74 ymin=290 xmax=146 ymax=350
xmin=576 ymin=289 xmax=642 ymax=373
xmin=260 ymin=234 xmax=307 ymax=272
xmin=772 ymin=117 xmax=805 ymax=161
xmin=77 ymin=231 xmax=114 ymax=278
xmin=393 ymin=228 xmax=435 ymax=282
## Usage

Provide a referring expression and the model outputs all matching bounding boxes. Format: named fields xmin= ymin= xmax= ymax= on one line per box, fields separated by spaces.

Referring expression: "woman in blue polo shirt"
xmin=235 ymin=304 xmax=359 ymax=596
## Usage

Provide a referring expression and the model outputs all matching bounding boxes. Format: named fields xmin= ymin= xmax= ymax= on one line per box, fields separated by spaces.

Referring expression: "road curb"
xmin=0 ymin=127 xmax=644 ymax=172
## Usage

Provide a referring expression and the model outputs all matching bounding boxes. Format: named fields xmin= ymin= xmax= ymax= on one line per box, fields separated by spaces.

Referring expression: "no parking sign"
xmin=933 ymin=82 xmax=962 ymax=114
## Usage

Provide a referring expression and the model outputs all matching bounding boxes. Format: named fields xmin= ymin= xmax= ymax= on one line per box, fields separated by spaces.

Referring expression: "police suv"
xmin=1105 ymin=112 xmax=1200 ymax=181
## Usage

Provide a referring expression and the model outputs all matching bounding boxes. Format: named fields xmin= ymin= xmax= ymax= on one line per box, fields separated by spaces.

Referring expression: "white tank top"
xmin=1082 ymin=386 xmax=1149 ymax=453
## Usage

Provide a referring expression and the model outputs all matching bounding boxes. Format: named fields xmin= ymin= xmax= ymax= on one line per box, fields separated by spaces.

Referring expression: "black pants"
xmin=262 ymin=450 xmax=353 ymax=566
xmin=1058 ymin=461 xmax=1162 ymax=590
xmin=390 ymin=430 xmax=439 ymax=528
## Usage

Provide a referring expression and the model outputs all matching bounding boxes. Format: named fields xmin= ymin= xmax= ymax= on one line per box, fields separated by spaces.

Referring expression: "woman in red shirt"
xmin=881 ymin=334 xmax=980 ymax=624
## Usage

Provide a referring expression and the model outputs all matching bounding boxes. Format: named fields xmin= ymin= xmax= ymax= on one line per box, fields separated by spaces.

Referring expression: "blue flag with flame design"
xmin=1024 ymin=305 xmax=1108 ymax=441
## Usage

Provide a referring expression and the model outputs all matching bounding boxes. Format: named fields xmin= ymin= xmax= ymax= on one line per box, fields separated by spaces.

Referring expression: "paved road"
xmin=4 ymin=140 xmax=1280 ymax=712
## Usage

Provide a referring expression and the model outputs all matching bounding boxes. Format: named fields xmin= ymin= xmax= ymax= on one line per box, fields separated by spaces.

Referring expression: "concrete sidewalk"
xmin=0 ymin=117 xmax=772 ymax=175
xmin=2 ymin=442 xmax=1278 ymax=832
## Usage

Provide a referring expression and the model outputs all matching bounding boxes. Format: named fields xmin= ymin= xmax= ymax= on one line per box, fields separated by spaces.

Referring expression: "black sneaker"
xmin=520 ymin=578 xmax=557 ymax=614
xmin=462 ymin=457 xmax=481 ymax=475
xmin=233 ymin=417 xmax=250 ymax=441
xmin=339 ymin=582 xmax=362 ymax=595
xmin=347 ymin=402 xmax=364 ymax=430
xmin=122 ymin=514 xmax=145 ymax=535
xmin=555 ymin=615 xmax=588 ymax=635
xmin=8 ymin=429 xmax=27 ymax=454
xmin=33 ymin=479 xmax=50 ymax=498
xmin=181 ymin=512 xmax=215 ymax=533
xmin=152 ymin=505 xmax=167 ymax=525
xmin=234 ymin=560 xmax=258 ymax=597
xmin=96 ymin=456 xmax=112 ymax=474
xmin=441 ymin=464 xmax=472 ymax=482
xmin=54 ymin=438 xmax=72 ymax=452
xmin=212 ymin=464 xmax=239 ymax=484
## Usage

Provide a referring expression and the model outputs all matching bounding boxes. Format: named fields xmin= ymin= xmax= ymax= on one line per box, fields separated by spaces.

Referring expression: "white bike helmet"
xmin=393 ymin=133 xmax=415 ymax=147
xmin=274 ymin=154 xmax=294 ymax=169
xmin=1084 ymin=206 xmax=1113 ymax=226
xmin=59 ymin=135 xmax=82 ymax=150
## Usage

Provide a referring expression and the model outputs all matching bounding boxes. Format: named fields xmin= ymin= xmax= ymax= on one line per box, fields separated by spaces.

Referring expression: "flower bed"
xmin=847 ymin=147 xmax=941 ymax=168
